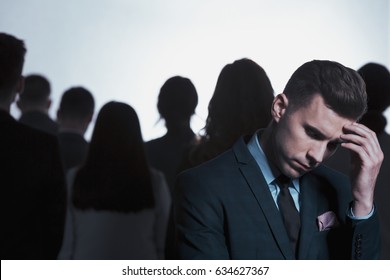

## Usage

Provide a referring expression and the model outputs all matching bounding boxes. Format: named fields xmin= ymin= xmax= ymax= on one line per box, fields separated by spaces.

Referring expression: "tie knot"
xmin=276 ymin=175 xmax=291 ymax=188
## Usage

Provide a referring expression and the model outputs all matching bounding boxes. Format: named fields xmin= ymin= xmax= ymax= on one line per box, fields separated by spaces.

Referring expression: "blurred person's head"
xmin=157 ymin=76 xmax=198 ymax=131
xmin=73 ymin=101 xmax=154 ymax=212
xmin=0 ymin=33 xmax=26 ymax=111
xmin=187 ymin=58 xmax=274 ymax=167
xmin=57 ymin=86 xmax=95 ymax=135
xmin=17 ymin=74 xmax=52 ymax=114
xmin=357 ymin=63 xmax=390 ymax=134
xmin=205 ymin=58 xmax=274 ymax=145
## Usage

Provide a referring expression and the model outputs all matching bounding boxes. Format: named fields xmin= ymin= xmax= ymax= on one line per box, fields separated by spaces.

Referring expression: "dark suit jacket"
xmin=19 ymin=111 xmax=58 ymax=135
xmin=1 ymin=110 xmax=66 ymax=259
xmin=145 ymin=129 xmax=196 ymax=192
xmin=57 ymin=132 xmax=88 ymax=172
xmin=174 ymin=136 xmax=380 ymax=259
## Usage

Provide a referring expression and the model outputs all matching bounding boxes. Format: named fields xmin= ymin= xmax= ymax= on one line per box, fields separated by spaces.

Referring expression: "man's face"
xmin=271 ymin=94 xmax=354 ymax=178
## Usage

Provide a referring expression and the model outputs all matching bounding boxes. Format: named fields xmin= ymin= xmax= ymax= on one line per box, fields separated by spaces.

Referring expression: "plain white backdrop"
xmin=1 ymin=0 xmax=389 ymax=140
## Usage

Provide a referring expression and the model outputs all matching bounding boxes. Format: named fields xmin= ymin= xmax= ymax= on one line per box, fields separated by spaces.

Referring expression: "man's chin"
xmin=284 ymin=164 xmax=306 ymax=179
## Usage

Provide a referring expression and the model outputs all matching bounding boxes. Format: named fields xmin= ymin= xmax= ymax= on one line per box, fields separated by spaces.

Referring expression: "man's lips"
xmin=294 ymin=160 xmax=311 ymax=171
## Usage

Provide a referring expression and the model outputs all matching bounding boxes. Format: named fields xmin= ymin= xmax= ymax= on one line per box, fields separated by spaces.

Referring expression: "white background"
xmin=2 ymin=260 xmax=389 ymax=280
xmin=1 ymin=0 xmax=389 ymax=141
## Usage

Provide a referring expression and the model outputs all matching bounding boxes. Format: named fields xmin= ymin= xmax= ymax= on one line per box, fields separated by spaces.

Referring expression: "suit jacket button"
xmin=355 ymin=248 xmax=361 ymax=253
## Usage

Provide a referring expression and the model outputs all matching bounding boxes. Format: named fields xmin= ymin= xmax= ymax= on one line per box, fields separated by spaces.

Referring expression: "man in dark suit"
xmin=17 ymin=74 xmax=59 ymax=135
xmin=56 ymin=86 xmax=95 ymax=172
xmin=0 ymin=32 xmax=67 ymax=259
xmin=174 ymin=60 xmax=382 ymax=259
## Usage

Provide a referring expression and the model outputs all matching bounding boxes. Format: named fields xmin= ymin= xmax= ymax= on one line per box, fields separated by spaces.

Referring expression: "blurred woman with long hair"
xmin=59 ymin=101 xmax=170 ymax=259
xmin=184 ymin=58 xmax=274 ymax=168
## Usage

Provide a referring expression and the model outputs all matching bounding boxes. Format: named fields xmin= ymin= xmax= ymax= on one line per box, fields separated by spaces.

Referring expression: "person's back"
xmin=145 ymin=76 xmax=198 ymax=193
xmin=1 ymin=114 xmax=67 ymax=259
xmin=58 ymin=102 xmax=170 ymax=259
xmin=17 ymin=74 xmax=58 ymax=135
xmin=325 ymin=62 xmax=390 ymax=259
xmin=56 ymin=86 xmax=95 ymax=172
xmin=183 ymin=58 xmax=274 ymax=169
xmin=0 ymin=32 xmax=66 ymax=259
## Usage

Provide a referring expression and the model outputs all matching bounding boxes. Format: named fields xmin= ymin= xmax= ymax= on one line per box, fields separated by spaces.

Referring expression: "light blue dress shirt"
xmin=247 ymin=131 xmax=300 ymax=211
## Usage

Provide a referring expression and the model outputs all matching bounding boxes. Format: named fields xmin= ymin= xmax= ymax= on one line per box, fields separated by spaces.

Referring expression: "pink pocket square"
xmin=317 ymin=211 xmax=339 ymax=231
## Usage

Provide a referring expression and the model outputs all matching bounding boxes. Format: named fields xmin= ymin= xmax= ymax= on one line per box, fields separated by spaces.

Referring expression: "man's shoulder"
xmin=181 ymin=146 xmax=237 ymax=173
xmin=19 ymin=112 xmax=58 ymax=135
xmin=3 ymin=118 xmax=59 ymax=151
xmin=178 ymin=136 xmax=250 ymax=175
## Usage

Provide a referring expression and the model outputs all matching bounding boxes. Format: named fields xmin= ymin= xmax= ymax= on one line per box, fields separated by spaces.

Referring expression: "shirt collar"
xmin=247 ymin=130 xmax=300 ymax=192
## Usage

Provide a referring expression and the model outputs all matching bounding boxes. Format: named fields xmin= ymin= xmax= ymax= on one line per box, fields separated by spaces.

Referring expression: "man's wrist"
xmin=348 ymin=201 xmax=375 ymax=220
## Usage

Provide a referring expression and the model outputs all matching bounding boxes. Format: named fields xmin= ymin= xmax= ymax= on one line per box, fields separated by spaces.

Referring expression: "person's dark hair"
xmin=19 ymin=74 xmax=51 ymax=105
xmin=357 ymin=63 xmax=390 ymax=113
xmin=283 ymin=60 xmax=367 ymax=120
xmin=357 ymin=63 xmax=390 ymax=134
xmin=157 ymin=76 xmax=198 ymax=127
xmin=58 ymin=87 xmax=95 ymax=120
xmin=185 ymin=58 xmax=274 ymax=167
xmin=72 ymin=101 xmax=154 ymax=212
xmin=205 ymin=58 xmax=274 ymax=145
xmin=0 ymin=33 xmax=26 ymax=100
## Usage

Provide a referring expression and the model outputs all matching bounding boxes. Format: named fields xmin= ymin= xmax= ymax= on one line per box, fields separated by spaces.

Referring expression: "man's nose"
xmin=307 ymin=142 xmax=328 ymax=166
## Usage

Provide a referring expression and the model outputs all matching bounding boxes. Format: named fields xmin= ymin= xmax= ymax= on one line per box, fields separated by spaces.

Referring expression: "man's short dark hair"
xmin=58 ymin=87 xmax=95 ymax=119
xmin=0 ymin=33 xmax=26 ymax=100
xmin=283 ymin=60 xmax=367 ymax=120
xmin=18 ymin=74 xmax=51 ymax=105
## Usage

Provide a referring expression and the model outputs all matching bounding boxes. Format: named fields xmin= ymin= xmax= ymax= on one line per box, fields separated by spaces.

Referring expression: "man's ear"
xmin=271 ymin=93 xmax=288 ymax=122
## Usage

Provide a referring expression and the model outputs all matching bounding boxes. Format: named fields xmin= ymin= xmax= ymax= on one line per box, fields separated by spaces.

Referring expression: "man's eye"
xmin=307 ymin=130 xmax=320 ymax=139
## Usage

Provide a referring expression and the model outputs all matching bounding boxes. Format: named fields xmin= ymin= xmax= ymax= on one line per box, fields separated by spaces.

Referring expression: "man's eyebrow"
xmin=304 ymin=124 xmax=328 ymax=139
xmin=304 ymin=124 xmax=344 ymax=143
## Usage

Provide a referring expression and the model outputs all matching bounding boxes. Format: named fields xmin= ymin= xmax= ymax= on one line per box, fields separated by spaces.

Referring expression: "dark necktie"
xmin=276 ymin=175 xmax=301 ymax=256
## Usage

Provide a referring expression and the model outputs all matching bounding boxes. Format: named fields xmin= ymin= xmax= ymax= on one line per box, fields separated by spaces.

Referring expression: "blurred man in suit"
xmin=57 ymin=86 xmax=95 ymax=172
xmin=17 ymin=74 xmax=58 ymax=135
xmin=0 ymin=32 xmax=66 ymax=259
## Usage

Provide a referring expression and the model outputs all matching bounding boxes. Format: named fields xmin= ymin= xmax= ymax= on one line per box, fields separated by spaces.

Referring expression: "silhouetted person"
xmin=183 ymin=58 xmax=274 ymax=169
xmin=17 ymin=74 xmax=58 ymax=135
xmin=145 ymin=76 xmax=198 ymax=260
xmin=57 ymin=87 xmax=95 ymax=172
xmin=165 ymin=58 xmax=275 ymax=259
xmin=0 ymin=32 xmax=66 ymax=259
xmin=58 ymin=101 xmax=171 ymax=259
xmin=174 ymin=60 xmax=382 ymax=259
xmin=326 ymin=62 xmax=390 ymax=259
xmin=145 ymin=76 xmax=198 ymax=193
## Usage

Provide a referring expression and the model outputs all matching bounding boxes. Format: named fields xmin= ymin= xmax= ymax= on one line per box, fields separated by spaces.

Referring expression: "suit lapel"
xmin=233 ymin=138 xmax=295 ymax=260
xmin=297 ymin=173 xmax=320 ymax=259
